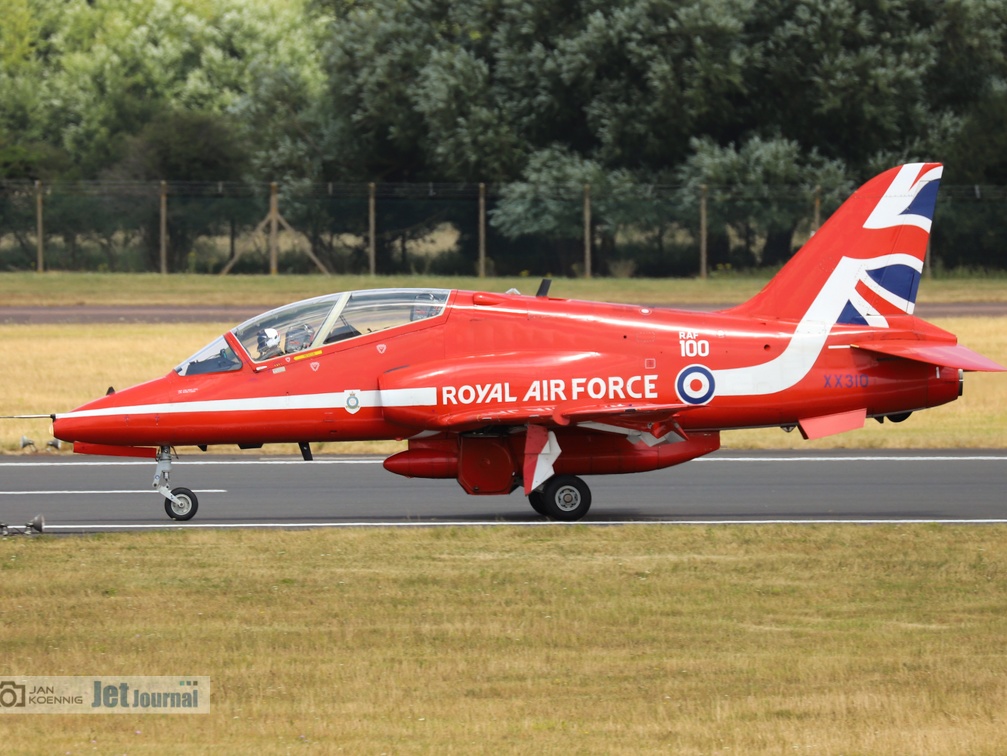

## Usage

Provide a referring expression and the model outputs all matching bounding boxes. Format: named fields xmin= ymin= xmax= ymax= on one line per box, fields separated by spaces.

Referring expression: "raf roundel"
xmin=676 ymin=364 xmax=716 ymax=405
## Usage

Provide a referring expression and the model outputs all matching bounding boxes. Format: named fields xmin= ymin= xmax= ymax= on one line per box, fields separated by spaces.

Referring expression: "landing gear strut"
xmin=528 ymin=474 xmax=592 ymax=521
xmin=153 ymin=446 xmax=199 ymax=521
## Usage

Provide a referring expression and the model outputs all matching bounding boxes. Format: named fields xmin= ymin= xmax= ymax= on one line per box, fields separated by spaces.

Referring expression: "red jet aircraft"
xmin=50 ymin=162 xmax=1003 ymax=521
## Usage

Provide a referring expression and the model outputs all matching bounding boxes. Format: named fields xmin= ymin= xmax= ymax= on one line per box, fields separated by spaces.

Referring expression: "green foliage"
xmin=5 ymin=0 xmax=1007 ymax=187
xmin=118 ymin=111 xmax=249 ymax=182
xmin=0 ymin=0 xmax=324 ymax=180
xmin=673 ymin=136 xmax=851 ymax=267
xmin=4 ymin=0 xmax=1007 ymax=271
xmin=0 ymin=0 xmax=37 ymax=71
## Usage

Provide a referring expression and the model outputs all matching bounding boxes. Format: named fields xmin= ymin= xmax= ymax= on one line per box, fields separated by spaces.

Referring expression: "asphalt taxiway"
xmin=0 ymin=450 xmax=1004 ymax=532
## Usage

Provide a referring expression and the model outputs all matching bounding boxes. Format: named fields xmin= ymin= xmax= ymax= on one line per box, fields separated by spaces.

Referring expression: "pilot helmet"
xmin=257 ymin=327 xmax=280 ymax=351
xmin=411 ymin=292 xmax=439 ymax=321
xmin=284 ymin=323 xmax=314 ymax=352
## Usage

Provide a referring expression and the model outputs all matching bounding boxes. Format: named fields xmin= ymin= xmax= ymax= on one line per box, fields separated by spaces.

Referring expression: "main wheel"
xmin=165 ymin=487 xmax=198 ymax=521
xmin=528 ymin=490 xmax=549 ymax=516
xmin=540 ymin=475 xmax=591 ymax=521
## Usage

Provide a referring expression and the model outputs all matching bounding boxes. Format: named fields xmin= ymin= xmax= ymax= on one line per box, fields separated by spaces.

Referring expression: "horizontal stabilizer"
xmin=798 ymin=408 xmax=867 ymax=440
xmin=853 ymin=341 xmax=1006 ymax=372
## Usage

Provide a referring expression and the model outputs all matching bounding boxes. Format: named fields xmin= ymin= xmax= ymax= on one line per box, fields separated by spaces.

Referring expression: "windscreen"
xmin=230 ymin=289 xmax=449 ymax=363
xmin=174 ymin=336 xmax=243 ymax=376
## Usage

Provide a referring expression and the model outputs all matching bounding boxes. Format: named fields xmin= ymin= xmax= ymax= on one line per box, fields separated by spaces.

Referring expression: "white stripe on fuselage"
xmin=713 ymin=253 xmax=923 ymax=397
xmin=56 ymin=388 xmax=437 ymax=420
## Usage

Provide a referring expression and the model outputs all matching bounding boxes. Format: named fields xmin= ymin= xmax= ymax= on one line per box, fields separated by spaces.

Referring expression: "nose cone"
xmin=53 ymin=376 xmax=171 ymax=446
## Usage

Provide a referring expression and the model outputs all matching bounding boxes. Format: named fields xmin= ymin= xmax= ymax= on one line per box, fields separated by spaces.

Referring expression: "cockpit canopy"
xmin=175 ymin=288 xmax=449 ymax=376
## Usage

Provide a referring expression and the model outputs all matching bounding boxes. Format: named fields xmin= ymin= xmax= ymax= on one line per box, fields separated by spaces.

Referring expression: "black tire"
xmin=528 ymin=490 xmax=549 ymax=516
xmin=540 ymin=475 xmax=591 ymax=521
xmin=165 ymin=487 xmax=198 ymax=521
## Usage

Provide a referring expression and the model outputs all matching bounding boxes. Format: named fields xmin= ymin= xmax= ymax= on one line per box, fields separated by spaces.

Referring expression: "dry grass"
xmin=2 ymin=317 xmax=1005 ymax=453
xmin=2 ymin=525 xmax=1007 ymax=754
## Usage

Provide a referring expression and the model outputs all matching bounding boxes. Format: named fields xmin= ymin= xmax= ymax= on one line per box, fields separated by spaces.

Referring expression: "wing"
xmin=433 ymin=400 xmax=695 ymax=440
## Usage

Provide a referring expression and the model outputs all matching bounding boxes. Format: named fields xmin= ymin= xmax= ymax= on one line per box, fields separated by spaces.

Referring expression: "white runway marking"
xmin=40 ymin=519 xmax=1007 ymax=531
xmin=0 ymin=489 xmax=226 ymax=496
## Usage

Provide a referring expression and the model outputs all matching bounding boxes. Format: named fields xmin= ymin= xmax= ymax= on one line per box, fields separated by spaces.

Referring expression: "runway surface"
xmin=0 ymin=450 xmax=1004 ymax=533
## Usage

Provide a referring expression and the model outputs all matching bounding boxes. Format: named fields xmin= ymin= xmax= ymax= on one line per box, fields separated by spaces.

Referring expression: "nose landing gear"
xmin=154 ymin=446 xmax=199 ymax=521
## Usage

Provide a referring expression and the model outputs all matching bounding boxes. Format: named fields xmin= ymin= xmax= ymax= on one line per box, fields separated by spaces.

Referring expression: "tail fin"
xmin=724 ymin=163 xmax=943 ymax=326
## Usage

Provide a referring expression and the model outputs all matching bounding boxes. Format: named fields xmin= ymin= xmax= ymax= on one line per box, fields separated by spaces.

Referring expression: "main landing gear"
xmin=154 ymin=446 xmax=199 ymax=521
xmin=528 ymin=474 xmax=592 ymax=521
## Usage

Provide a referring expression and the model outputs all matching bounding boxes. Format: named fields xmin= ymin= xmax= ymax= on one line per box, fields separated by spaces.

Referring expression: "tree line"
xmin=2 ymin=0 xmax=1006 ymax=274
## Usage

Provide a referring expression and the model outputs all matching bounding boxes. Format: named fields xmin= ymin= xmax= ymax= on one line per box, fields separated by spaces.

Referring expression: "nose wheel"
xmin=164 ymin=487 xmax=199 ymax=521
xmin=154 ymin=446 xmax=199 ymax=521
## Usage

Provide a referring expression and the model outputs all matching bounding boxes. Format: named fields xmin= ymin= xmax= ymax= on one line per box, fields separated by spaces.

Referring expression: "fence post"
xmin=699 ymin=184 xmax=708 ymax=280
xmin=269 ymin=182 xmax=279 ymax=275
xmin=813 ymin=185 xmax=821 ymax=231
xmin=34 ymin=180 xmax=44 ymax=272
xmin=478 ymin=182 xmax=487 ymax=278
xmin=159 ymin=181 xmax=168 ymax=274
xmin=368 ymin=182 xmax=376 ymax=275
xmin=583 ymin=183 xmax=592 ymax=279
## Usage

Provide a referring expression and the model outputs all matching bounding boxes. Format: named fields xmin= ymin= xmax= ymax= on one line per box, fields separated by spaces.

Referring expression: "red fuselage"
xmin=53 ymin=289 xmax=962 ymax=453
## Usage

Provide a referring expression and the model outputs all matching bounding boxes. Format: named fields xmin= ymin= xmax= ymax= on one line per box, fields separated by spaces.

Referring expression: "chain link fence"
xmin=2 ymin=180 xmax=1005 ymax=276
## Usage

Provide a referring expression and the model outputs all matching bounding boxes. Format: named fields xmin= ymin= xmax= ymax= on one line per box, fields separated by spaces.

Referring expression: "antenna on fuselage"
xmin=535 ymin=279 xmax=552 ymax=297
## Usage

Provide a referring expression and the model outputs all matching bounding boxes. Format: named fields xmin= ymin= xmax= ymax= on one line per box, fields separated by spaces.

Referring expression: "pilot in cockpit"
xmin=256 ymin=327 xmax=283 ymax=360
xmin=411 ymin=292 xmax=439 ymax=321
xmin=284 ymin=323 xmax=314 ymax=353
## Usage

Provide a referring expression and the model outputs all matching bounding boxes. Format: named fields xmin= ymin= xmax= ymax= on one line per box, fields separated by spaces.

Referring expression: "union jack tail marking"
xmin=725 ymin=163 xmax=942 ymax=326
